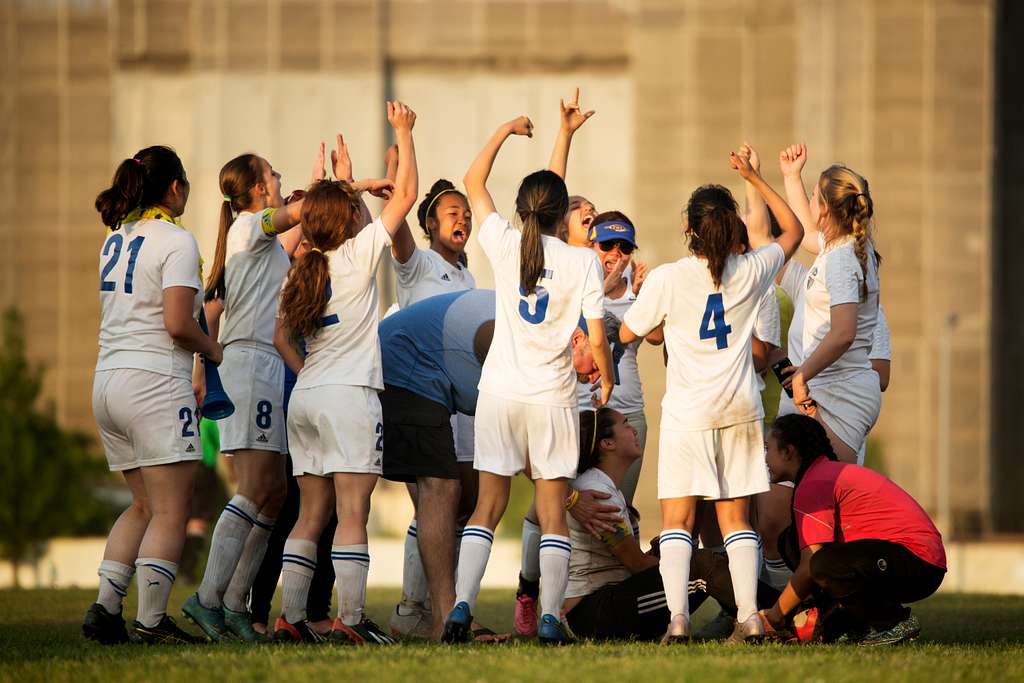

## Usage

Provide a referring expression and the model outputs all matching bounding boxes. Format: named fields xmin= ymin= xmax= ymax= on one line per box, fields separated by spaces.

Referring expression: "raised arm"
xmin=464 ymin=116 xmax=534 ymax=220
xmin=729 ymin=148 xmax=805 ymax=261
xmin=547 ymin=87 xmax=595 ymax=180
xmin=379 ymin=101 xmax=419 ymax=237
xmin=584 ymin=317 xmax=616 ymax=407
xmin=381 ymin=143 xmax=416 ymax=263
xmin=779 ymin=143 xmax=821 ymax=254
xmin=740 ymin=142 xmax=771 ymax=249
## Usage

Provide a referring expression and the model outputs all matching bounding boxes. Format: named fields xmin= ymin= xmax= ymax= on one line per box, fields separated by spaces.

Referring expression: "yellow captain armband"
xmin=260 ymin=207 xmax=279 ymax=236
xmin=598 ymin=517 xmax=632 ymax=548
xmin=564 ymin=489 xmax=580 ymax=511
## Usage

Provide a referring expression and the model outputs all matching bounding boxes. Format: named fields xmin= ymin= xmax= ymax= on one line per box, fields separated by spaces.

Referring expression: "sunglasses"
xmin=598 ymin=239 xmax=635 ymax=255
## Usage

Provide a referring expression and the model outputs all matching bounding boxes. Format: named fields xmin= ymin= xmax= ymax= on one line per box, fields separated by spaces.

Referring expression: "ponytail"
xmin=817 ymin=165 xmax=874 ymax=301
xmin=278 ymin=180 xmax=360 ymax=339
xmin=205 ymin=154 xmax=265 ymax=301
xmin=684 ymin=184 xmax=743 ymax=289
xmin=95 ymin=146 xmax=187 ymax=230
xmin=515 ymin=170 xmax=568 ymax=294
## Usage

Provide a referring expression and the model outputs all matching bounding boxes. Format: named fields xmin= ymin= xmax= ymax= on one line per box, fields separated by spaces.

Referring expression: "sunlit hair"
xmin=205 ymin=153 xmax=266 ymax=301
xmin=684 ymin=184 xmax=744 ymax=289
xmin=817 ymin=164 xmax=874 ymax=300
xmin=278 ymin=180 xmax=361 ymax=340
xmin=95 ymin=145 xmax=188 ymax=230
xmin=515 ymin=170 xmax=568 ymax=293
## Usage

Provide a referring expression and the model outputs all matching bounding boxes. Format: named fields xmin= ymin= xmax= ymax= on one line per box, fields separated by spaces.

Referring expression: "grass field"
xmin=2 ymin=586 xmax=1022 ymax=682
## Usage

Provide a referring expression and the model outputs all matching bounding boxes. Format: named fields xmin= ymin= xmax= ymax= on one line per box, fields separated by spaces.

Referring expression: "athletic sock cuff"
xmin=135 ymin=558 xmax=177 ymax=583
xmin=331 ymin=544 xmax=370 ymax=568
xmin=282 ymin=539 xmax=317 ymax=575
xmin=99 ymin=559 xmax=134 ymax=577
xmin=522 ymin=519 xmax=541 ymax=534
xmin=224 ymin=495 xmax=260 ymax=526
xmin=253 ymin=513 xmax=276 ymax=532
xmin=659 ymin=529 xmax=694 ymax=548
xmin=538 ymin=534 xmax=572 ymax=558
xmin=724 ymin=530 xmax=761 ymax=549
xmin=765 ymin=557 xmax=788 ymax=568
xmin=461 ymin=525 xmax=494 ymax=547
xmin=407 ymin=521 xmax=418 ymax=538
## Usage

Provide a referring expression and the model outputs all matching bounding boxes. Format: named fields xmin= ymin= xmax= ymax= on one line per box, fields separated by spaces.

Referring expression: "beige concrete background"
xmin=0 ymin=0 xmax=1001 ymax=539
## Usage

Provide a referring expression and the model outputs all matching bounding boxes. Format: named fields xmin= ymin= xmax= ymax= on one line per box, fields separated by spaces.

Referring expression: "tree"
xmin=0 ymin=307 xmax=109 ymax=587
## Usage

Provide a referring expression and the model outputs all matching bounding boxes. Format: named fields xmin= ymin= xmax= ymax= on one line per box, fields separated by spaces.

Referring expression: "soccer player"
xmin=619 ymin=148 xmax=804 ymax=644
xmin=441 ymin=110 xmax=615 ymax=645
xmin=271 ymin=101 xmax=418 ymax=645
xmin=761 ymin=414 xmax=945 ymax=645
xmin=181 ymin=150 xmax=311 ymax=641
xmin=85 ymin=146 xmax=221 ymax=644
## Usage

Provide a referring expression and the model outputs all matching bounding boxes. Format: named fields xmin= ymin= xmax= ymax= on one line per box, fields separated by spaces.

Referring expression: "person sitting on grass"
xmin=760 ymin=414 xmax=946 ymax=646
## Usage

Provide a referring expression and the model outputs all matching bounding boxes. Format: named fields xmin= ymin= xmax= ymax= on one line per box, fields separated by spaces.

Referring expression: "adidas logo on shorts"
xmin=185 ymin=443 xmax=195 ymax=453
xmin=257 ymin=433 xmax=269 ymax=443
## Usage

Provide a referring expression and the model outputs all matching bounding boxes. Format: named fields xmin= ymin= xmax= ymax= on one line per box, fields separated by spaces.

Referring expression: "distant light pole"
xmin=937 ymin=311 xmax=959 ymax=538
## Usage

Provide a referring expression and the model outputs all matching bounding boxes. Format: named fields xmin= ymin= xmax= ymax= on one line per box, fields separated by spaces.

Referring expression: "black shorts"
xmin=380 ymin=385 xmax=458 ymax=483
xmin=565 ymin=566 xmax=669 ymax=641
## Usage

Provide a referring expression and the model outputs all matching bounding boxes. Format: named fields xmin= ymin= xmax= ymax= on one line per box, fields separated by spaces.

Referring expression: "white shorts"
xmin=473 ymin=392 xmax=578 ymax=480
xmin=811 ymin=371 xmax=881 ymax=454
xmin=287 ymin=384 xmax=383 ymax=476
xmin=658 ymin=420 xmax=769 ymax=500
xmin=217 ymin=344 xmax=286 ymax=454
xmin=92 ymin=369 xmax=202 ymax=472
xmin=453 ymin=412 xmax=475 ymax=464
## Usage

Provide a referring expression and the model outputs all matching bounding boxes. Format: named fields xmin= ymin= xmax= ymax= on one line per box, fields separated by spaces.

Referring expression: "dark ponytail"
xmin=416 ymin=179 xmax=466 ymax=240
xmin=95 ymin=145 xmax=187 ymax=230
xmin=515 ymin=170 xmax=568 ymax=294
xmin=205 ymin=154 xmax=265 ymax=301
xmin=577 ymin=408 xmax=617 ymax=475
xmin=685 ymin=184 xmax=744 ymax=289
xmin=769 ymin=414 xmax=839 ymax=489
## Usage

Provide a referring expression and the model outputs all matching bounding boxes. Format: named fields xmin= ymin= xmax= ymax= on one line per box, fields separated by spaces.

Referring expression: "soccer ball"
xmin=792 ymin=607 xmax=820 ymax=642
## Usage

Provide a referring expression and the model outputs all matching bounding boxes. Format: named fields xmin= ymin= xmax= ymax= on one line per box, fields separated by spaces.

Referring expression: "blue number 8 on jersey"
xmin=699 ymin=293 xmax=732 ymax=349
xmin=518 ymin=285 xmax=549 ymax=324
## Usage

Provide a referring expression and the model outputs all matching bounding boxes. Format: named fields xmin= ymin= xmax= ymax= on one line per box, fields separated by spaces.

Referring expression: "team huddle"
xmin=83 ymin=90 xmax=946 ymax=649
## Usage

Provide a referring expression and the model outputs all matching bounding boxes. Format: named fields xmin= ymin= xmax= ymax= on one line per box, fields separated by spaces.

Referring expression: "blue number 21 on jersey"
xmin=100 ymin=234 xmax=146 ymax=293
xmin=699 ymin=293 xmax=732 ymax=349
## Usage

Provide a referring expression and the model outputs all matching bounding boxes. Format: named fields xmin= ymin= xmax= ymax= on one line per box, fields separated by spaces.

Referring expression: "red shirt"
xmin=793 ymin=457 xmax=946 ymax=570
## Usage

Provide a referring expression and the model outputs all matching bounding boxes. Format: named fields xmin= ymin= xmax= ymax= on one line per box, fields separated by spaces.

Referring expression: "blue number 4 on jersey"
xmin=699 ymin=293 xmax=732 ymax=350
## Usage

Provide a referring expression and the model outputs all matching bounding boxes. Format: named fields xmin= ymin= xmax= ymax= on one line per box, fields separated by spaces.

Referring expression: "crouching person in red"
xmin=761 ymin=414 xmax=946 ymax=646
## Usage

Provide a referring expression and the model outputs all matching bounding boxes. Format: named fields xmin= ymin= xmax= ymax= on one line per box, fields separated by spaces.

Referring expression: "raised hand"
xmin=506 ymin=116 xmax=534 ymax=138
xmin=352 ymin=178 xmax=395 ymax=199
xmin=387 ymin=101 xmax=417 ymax=132
xmin=740 ymin=142 xmax=761 ymax=173
xmin=311 ymin=141 xmax=326 ymax=182
xmin=560 ymin=87 xmax=596 ymax=134
xmin=779 ymin=143 xmax=807 ymax=178
xmin=729 ymin=148 xmax=758 ymax=181
xmin=330 ymin=132 xmax=353 ymax=182
xmin=631 ymin=261 xmax=649 ymax=295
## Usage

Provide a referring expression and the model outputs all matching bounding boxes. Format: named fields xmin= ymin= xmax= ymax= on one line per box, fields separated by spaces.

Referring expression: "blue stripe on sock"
xmin=282 ymin=554 xmax=317 ymax=570
xmin=539 ymin=540 xmax=572 ymax=551
xmin=140 ymin=563 xmax=175 ymax=582
xmin=224 ymin=503 xmax=257 ymax=526
xmin=331 ymin=553 xmax=370 ymax=561
xmin=106 ymin=578 xmax=128 ymax=597
xmin=462 ymin=527 xmax=493 ymax=542
xmin=252 ymin=517 xmax=275 ymax=531
xmin=724 ymin=532 xmax=760 ymax=547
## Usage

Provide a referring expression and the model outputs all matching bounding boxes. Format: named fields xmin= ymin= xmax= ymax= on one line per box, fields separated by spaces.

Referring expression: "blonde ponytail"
xmin=818 ymin=165 xmax=874 ymax=301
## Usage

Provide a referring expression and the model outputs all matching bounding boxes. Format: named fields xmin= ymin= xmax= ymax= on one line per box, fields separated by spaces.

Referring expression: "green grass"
xmin=1 ymin=586 xmax=1022 ymax=682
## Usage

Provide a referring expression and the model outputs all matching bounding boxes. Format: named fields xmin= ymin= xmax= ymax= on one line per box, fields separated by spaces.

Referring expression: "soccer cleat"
xmin=693 ymin=609 xmax=735 ymax=641
xmin=82 ymin=602 xmax=129 ymax=645
xmin=181 ymin=593 xmax=227 ymax=642
xmin=441 ymin=601 xmax=473 ymax=643
xmin=660 ymin=614 xmax=691 ymax=645
xmin=330 ymin=617 xmax=397 ymax=645
xmin=537 ymin=614 xmax=573 ymax=646
xmin=223 ymin=607 xmax=269 ymax=643
xmin=858 ymin=613 xmax=921 ymax=647
xmin=388 ymin=603 xmax=432 ymax=640
xmin=513 ymin=593 xmax=539 ymax=637
xmin=727 ymin=613 xmax=766 ymax=644
xmin=271 ymin=615 xmax=329 ymax=644
xmin=130 ymin=616 xmax=204 ymax=645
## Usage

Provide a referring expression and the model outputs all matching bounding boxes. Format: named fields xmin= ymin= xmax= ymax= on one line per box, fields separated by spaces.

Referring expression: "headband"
xmin=589 ymin=410 xmax=599 ymax=455
xmin=424 ymin=188 xmax=459 ymax=222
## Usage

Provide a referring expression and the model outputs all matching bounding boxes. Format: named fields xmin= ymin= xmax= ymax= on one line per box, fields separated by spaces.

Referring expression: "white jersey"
xmin=779 ymin=259 xmax=809 ymax=364
xmin=394 ymin=247 xmax=476 ymax=308
xmin=477 ymin=212 xmax=604 ymax=407
xmin=624 ymin=243 xmax=784 ymax=431
xmin=219 ymin=209 xmax=291 ymax=349
xmin=605 ymin=272 xmax=645 ymax=415
xmin=870 ymin=304 xmax=891 ymax=361
xmin=565 ymin=468 xmax=632 ymax=598
xmin=96 ymin=213 xmax=203 ymax=380
xmin=753 ymin=287 xmax=782 ymax=393
xmin=290 ymin=217 xmax=392 ymax=391
xmin=802 ymin=236 xmax=880 ymax=387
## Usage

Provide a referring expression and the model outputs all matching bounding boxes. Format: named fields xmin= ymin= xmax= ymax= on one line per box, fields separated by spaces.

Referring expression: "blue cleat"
xmin=537 ymin=614 xmax=573 ymax=646
xmin=181 ymin=593 xmax=227 ymax=642
xmin=441 ymin=602 xmax=473 ymax=644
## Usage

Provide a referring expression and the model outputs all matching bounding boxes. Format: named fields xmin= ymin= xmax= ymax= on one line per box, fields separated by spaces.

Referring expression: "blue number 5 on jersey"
xmin=518 ymin=285 xmax=549 ymax=324
xmin=699 ymin=293 xmax=732 ymax=349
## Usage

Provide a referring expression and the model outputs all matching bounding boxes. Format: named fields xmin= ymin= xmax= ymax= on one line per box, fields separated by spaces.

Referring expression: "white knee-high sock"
xmin=332 ymin=545 xmax=370 ymax=626
xmin=135 ymin=558 xmax=177 ymax=628
xmin=538 ymin=534 xmax=571 ymax=619
xmin=198 ymin=495 xmax=259 ymax=608
xmin=400 ymin=520 xmax=429 ymax=609
xmin=520 ymin=519 xmax=541 ymax=583
xmin=96 ymin=560 xmax=133 ymax=615
xmin=454 ymin=526 xmax=493 ymax=612
xmin=659 ymin=529 xmax=693 ymax=620
xmin=724 ymin=530 xmax=761 ymax=622
xmin=222 ymin=513 xmax=275 ymax=613
xmin=280 ymin=539 xmax=317 ymax=623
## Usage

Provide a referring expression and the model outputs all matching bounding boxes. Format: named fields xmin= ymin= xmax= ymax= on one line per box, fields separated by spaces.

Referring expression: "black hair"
xmin=95 ymin=145 xmax=188 ymax=230
xmin=416 ymin=179 xmax=467 ymax=240
xmin=516 ymin=170 xmax=569 ymax=293
xmin=684 ymin=184 xmax=744 ymax=289
xmin=577 ymin=408 xmax=618 ymax=474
